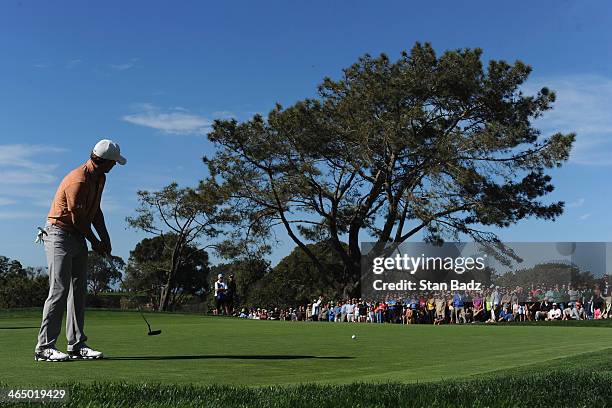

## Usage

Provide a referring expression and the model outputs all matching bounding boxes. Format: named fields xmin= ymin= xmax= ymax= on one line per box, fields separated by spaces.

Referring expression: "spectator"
xmin=491 ymin=287 xmax=501 ymax=321
xmin=497 ymin=305 xmax=514 ymax=322
xmin=593 ymin=288 xmax=605 ymax=319
xmin=582 ymin=286 xmax=594 ymax=319
xmin=346 ymin=300 xmax=356 ymax=323
xmin=434 ymin=294 xmax=446 ymax=324
xmin=225 ymin=274 xmax=237 ymax=315
xmin=501 ymin=291 xmax=511 ymax=309
xmin=327 ymin=304 xmax=335 ymax=322
xmin=311 ymin=296 xmax=322 ymax=322
xmin=376 ymin=302 xmax=386 ymax=323
xmin=358 ymin=300 xmax=368 ymax=323
xmin=426 ymin=294 xmax=436 ymax=324
xmin=403 ymin=304 xmax=413 ymax=324
xmin=340 ymin=301 xmax=348 ymax=323
xmin=214 ymin=274 xmax=227 ymax=315
xmin=296 ymin=305 xmax=305 ymax=321
xmin=602 ymin=298 xmax=611 ymax=319
xmin=546 ymin=303 xmax=562 ymax=321
xmin=320 ymin=304 xmax=329 ymax=322
xmin=452 ymin=291 xmax=465 ymax=324
xmin=368 ymin=303 xmax=375 ymax=323
xmin=562 ymin=305 xmax=572 ymax=320
xmin=472 ymin=294 xmax=485 ymax=323
xmin=567 ymin=285 xmax=579 ymax=308
xmin=333 ymin=302 xmax=342 ymax=322
xmin=575 ymin=301 xmax=587 ymax=320
xmin=517 ymin=303 xmax=526 ymax=322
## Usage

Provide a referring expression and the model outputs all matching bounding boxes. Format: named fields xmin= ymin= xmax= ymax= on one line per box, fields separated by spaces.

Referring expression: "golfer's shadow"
xmin=106 ymin=355 xmax=353 ymax=361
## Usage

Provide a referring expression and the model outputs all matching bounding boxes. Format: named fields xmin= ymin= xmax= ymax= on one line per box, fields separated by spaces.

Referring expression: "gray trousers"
xmin=35 ymin=224 xmax=88 ymax=352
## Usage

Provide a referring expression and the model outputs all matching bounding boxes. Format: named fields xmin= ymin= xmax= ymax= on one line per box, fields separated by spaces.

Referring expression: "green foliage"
xmin=87 ymin=252 xmax=124 ymax=295
xmin=247 ymin=241 xmax=346 ymax=308
xmin=127 ymin=182 xmax=229 ymax=240
xmin=124 ymin=234 xmax=210 ymax=310
xmin=126 ymin=181 xmax=229 ymax=310
xmin=0 ymin=256 xmax=48 ymax=308
xmin=206 ymin=42 xmax=575 ymax=294
xmin=210 ymin=258 xmax=269 ymax=308
xmin=495 ymin=262 xmax=598 ymax=288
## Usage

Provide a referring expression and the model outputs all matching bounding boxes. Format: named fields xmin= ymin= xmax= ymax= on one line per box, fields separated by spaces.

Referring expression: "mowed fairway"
xmin=1 ymin=310 xmax=611 ymax=387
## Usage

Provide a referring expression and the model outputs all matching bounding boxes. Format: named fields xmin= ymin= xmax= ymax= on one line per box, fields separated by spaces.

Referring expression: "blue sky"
xmin=1 ymin=0 xmax=611 ymax=268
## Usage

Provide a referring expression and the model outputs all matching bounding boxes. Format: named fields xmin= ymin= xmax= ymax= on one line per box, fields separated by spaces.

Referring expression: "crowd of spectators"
xmin=236 ymin=284 xmax=611 ymax=324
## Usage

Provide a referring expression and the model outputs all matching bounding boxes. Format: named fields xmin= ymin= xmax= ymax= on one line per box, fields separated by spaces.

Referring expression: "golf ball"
xmin=351 ymin=334 xmax=356 ymax=340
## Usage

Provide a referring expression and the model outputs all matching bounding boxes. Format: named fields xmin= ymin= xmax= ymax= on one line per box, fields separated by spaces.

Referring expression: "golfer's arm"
xmin=93 ymin=208 xmax=111 ymax=247
xmin=71 ymin=213 xmax=100 ymax=245
xmin=65 ymin=182 xmax=101 ymax=246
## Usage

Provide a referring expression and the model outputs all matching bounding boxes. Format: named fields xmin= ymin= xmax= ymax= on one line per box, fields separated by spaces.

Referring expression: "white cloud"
xmin=579 ymin=213 xmax=591 ymax=221
xmin=0 ymin=145 xmax=65 ymax=214
xmin=66 ymin=59 xmax=82 ymax=69
xmin=525 ymin=74 xmax=612 ymax=166
xmin=0 ymin=171 xmax=56 ymax=184
xmin=567 ymin=198 xmax=585 ymax=208
xmin=0 ymin=211 xmax=42 ymax=220
xmin=110 ymin=58 xmax=139 ymax=71
xmin=0 ymin=144 xmax=64 ymax=171
xmin=0 ymin=145 xmax=66 ymax=186
xmin=0 ymin=198 xmax=17 ymax=206
xmin=122 ymin=104 xmax=212 ymax=135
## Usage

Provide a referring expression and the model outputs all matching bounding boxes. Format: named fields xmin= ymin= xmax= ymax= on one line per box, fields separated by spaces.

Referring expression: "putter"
xmin=120 ymin=278 xmax=162 ymax=336
xmin=139 ymin=308 xmax=162 ymax=336
xmin=107 ymin=256 xmax=162 ymax=336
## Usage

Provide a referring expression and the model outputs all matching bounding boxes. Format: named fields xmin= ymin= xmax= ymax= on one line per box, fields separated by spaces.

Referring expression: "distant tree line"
xmin=0 ymin=238 xmax=347 ymax=311
xmin=0 ymin=256 xmax=48 ymax=309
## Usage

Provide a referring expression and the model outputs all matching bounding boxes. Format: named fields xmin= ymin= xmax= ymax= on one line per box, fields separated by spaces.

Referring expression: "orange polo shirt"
xmin=47 ymin=160 xmax=105 ymax=234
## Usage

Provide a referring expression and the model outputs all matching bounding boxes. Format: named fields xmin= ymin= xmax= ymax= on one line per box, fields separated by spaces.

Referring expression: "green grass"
xmin=3 ymin=370 xmax=611 ymax=408
xmin=1 ymin=309 xmax=611 ymax=407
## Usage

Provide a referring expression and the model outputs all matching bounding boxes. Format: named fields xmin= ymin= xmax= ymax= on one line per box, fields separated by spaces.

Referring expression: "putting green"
xmin=1 ymin=310 xmax=611 ymax=387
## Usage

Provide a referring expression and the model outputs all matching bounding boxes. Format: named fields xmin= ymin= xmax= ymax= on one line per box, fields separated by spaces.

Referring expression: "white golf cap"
xmin=217 ymin=273 xmax=223 ymax=278
xmin=93 ymin=139 xmax=127 ymax=165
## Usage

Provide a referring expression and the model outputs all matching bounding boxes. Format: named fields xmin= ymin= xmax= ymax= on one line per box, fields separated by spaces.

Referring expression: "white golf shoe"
xmin=68 ymin=344 xmax=104 ymax=360
xmin=35 ymin=348 xmax=69 ymax=362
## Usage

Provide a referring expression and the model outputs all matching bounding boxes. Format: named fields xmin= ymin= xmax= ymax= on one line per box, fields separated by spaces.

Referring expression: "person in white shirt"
xmin=214 ymin=274 xmax=228 ymax=315
xmin=311 ymin=296 xmax=322 ymax=321
xmin=546 ymin=303 xmax=562 ymax=320
xmin=346 ymin=300 xmax=356 ymax=322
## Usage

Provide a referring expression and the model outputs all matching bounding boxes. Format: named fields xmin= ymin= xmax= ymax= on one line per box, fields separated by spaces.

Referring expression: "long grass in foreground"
xmin=3 ymin=371 xmax=610 ymax=408
xmin=4 ymin=349 xmax=612 ymax=408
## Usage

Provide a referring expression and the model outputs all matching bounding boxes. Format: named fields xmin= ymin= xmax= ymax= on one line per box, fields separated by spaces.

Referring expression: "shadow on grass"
xmin=0 ymin=326 xmax=39 ymax=330
xmin=105 ymin=355 xmax=354 ymax=361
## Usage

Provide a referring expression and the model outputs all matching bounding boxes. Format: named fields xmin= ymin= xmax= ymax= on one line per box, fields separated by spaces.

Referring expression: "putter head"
xmin=148 ymin=330 xmax=162 ymax=336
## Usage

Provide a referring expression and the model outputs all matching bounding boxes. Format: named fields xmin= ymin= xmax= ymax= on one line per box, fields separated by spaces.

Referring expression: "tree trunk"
xmin=159 ymin=236 xmax=184 ymax=311
xmin=341 ymin=254 xmax=362 ymax=299
xmin=159 ymin=268 xmax=177 ymax=311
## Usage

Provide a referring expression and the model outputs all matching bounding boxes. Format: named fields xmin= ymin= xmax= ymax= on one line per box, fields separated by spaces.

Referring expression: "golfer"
xmin=34 ymin=140 xmax=126 ymax=362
